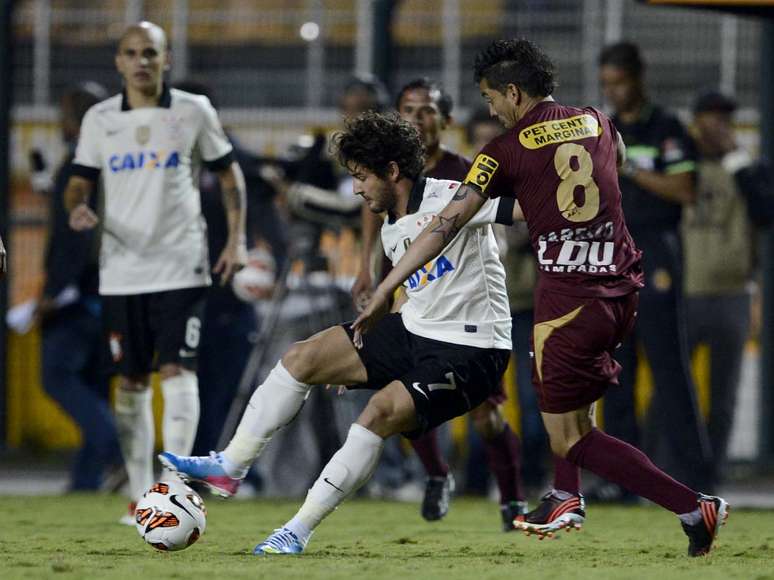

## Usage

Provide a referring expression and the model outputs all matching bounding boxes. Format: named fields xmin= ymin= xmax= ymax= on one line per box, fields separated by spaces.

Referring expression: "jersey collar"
xmin=408 ymin=176 xmax=426 ymax=215
xmin=120 ymin=83 xmax=172 ymax=111
xmin=388 ymin=176 xmax=426 ymax=224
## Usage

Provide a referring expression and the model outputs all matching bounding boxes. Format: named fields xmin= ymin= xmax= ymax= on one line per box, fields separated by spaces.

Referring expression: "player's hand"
xmin=351 ymin=269 xmax=374 ymax=312
xmin=214 ymin=238 xmax=247 ymax=286
xmin=69 ymin=203 xmax=99 ymax=231
xmin=350 ymin=286 xmax=391 ymax=348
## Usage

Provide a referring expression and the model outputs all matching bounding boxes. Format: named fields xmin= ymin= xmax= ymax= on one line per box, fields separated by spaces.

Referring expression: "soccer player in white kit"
xmin=160 ymin=111 xmax=521 ymax=555
xmin=64 ymin=21 xmax=247 ymax=523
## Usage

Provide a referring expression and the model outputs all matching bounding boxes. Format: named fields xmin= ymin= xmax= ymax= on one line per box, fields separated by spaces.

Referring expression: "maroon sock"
xmin=553 ymin=454 xmax=581 ymax=495
xmin=566 ymin=428 xmax=698 ymax=514
xmin=410 ymin=429 xmax=449 ymax=478
xmin=483 ymin=424 xmax=525 ymax=503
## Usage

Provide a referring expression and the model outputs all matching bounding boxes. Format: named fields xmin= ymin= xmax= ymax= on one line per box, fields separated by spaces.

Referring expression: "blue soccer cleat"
xmin=253 ymin=528 xmax=309 ymax=556
xmin=158 ymin=451 xmax=241 ymax=498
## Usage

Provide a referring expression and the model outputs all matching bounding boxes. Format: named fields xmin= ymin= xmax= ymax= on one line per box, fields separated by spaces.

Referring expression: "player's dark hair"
xmin=63 ymin=81 xmax=108 ymax=124
xmin=465 ymin=106 xmax=502 ymax=145
xmin=395 ymin=77 xmax=454 ymax=120
xmin=473 ymin=39 xmax=555 ymax=97
xmin=343 ymin=74 xmax=389 ymax=112
xmin=333 ymin=111 xmax=425 ymax=181
xmin=599 ymin=42 xmax=645 ymax=79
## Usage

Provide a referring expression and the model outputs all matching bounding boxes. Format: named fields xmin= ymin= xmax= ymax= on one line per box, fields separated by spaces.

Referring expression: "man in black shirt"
xmin=596 ymin=42 xmax=712 ymax=494
xmin=37 ymin=82 xmax=121 ymax=490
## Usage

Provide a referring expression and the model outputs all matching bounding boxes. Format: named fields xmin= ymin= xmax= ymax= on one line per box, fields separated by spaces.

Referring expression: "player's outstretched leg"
xmin=410 ymin=430 xmax=454 ymax=521
xmin=545 ymin=407 xmax=729 ymax=555
xmin=254 ymin=380 xmax=417 ymax=556
xmin=470 ymin=402 xmax=528 ymax=531
xmin=159 ymin=326 xmax=366 ymax=497
xmin=515 ymin=455 xmax=584 ymax=537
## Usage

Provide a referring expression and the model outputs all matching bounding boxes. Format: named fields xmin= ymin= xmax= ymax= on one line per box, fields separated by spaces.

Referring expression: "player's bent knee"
xmin=471 ymin=403 xmax=504 ymax=440
xmin=358 ymin=388 xmax=416 ymax=439
xmin=119 ymin=375 xmax=150 ymax=391
xmin=549 ymin=436 xmax=572 ymax=459
xmin=159 ymin=363 xmax=183 ymax=380
xmin=282 ymin=340 xmax=319 ymax=384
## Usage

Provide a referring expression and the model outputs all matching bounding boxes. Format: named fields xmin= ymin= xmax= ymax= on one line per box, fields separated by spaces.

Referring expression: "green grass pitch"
xmin=0 ymin=495 xmax=772 ymax=579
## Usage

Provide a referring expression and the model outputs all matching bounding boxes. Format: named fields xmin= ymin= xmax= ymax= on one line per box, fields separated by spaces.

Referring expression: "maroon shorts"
xmin=531 ymin=291 xmax=638 ymax=414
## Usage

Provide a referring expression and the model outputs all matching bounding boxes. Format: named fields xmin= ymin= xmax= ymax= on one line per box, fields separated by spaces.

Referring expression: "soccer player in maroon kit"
xmin=354 ymin=39 xmax=728 ymax=557
xmin=354 ymin=78 xmax=527 ymax=529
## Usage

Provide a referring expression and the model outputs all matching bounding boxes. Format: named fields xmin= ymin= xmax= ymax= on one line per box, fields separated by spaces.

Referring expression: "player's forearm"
xmin=219 ymin=162 xmax=247 ymax=245
xmin=629 ymin=169 xmax=696 ymax=205
xmin=375 ymin=184 xmax=486 ymax=296
xmin=63 ymin=176 xmax=93 ymax=212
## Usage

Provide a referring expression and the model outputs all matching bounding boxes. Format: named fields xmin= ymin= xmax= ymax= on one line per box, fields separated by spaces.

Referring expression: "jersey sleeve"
xmin=71 ymin=107 xmax=102 ymax=181
xmin=660 ymin=116 xmax=697 ymax=175
xmin=462 ymin=138 xmax=515 ymax=198
xmin=196 ymin=96 xmax=234 ymax=169
xmin=466 ymin=196 xmax=516 ymax=228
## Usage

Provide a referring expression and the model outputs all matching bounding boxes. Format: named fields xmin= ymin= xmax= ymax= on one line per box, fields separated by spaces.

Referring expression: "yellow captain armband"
xmin=463 ymin=154 xmax=499 ymax=194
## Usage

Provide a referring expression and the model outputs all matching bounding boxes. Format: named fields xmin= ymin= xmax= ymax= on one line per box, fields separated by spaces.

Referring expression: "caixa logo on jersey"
xmin=407 ymin=256 xmax=455 ymax=289
xmin=538 ymin=239 xmax=616 ymax=274
xmin=108 ymin=150 xmax=181 ymax=173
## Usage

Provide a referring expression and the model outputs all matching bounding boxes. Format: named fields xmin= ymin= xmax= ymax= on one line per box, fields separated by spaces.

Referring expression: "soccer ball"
xmin=231 ymin=247 xmax=275 ymax=303
xmin=134 ymin=481 xmax=207 ymax=551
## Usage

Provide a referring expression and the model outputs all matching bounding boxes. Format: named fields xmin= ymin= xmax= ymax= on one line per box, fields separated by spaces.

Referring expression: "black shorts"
xmin=102 ymin=286 xmax=207 ymax=376
xmin=343 ymin=313 xmax=510 ymax=438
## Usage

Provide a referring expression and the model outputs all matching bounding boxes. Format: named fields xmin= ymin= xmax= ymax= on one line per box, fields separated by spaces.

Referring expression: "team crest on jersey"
xmin=135 ymin=125 xmax=151 ymax=145
xmin=407 ymin=255 xmax=455 ymax=289
xmin=464 ymin=154 xmax=499 ymax=193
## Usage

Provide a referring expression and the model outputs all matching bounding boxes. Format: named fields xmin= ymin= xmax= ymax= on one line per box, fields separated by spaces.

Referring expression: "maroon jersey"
xmin=464 ymin=101 xmax=643 ymax=298
xmin=426 ymin=148 xmax=470 ymax=181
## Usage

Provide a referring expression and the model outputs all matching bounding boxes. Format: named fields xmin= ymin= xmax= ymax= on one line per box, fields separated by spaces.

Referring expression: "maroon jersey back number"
xmin=554 ymin=143 xmax=600 ymax=223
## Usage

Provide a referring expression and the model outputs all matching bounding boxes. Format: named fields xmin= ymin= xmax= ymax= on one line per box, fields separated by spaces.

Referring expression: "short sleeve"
xmin=72 ymin=107 xmax=102 ymax=173
xmin=196 ymin=96 xmax=234 ymax=165
xmin=462 ymin=138 xmax=515 ymax=198
xmin=660 ymin=116 xmax=697 ymax=175
xmin=466 ymin=196 xmax=516 ymax=228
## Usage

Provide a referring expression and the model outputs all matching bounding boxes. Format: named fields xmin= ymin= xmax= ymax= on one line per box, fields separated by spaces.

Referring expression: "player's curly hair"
xmin=473 ymin=39 xmax=555 ymax=97
xmin=333 ymin=111 xmax=425 ymax=181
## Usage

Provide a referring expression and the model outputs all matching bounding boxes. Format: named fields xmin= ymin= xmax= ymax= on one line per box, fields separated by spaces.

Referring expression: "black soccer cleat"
xmin=421 ymin=473 xmax=455 ymax=522
xmin=500 ymin=500 xmax=529 ymax=532
xmin=681 ymin=494 xmax=729 ymax=557
xmin=513 ymin=490 xmax=585 ymax=539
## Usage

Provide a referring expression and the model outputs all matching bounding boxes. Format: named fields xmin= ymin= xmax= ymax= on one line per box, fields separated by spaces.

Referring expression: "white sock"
xmin=161 ymin=370 xmax=200 ymax=483
xmin=285 ymin=424 xmax=384 ymax=540
xmin=115 ymin=387 xmax=155 ymax=501
xmin=161 ymin=370 xmax=200 ymax=455
xmin=222 ymin=361 xmax=310 ymax=477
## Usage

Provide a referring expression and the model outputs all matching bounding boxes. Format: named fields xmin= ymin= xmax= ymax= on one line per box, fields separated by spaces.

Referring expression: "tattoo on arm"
xmin=431 ymin=214 xmax=460 ymax=244
xmin=452 ymin=184 xmax=487 ymax=202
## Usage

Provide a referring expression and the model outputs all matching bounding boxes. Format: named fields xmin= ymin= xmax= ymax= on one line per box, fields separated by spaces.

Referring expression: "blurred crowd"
xmin=16 ymin=39 xmax=772 ymax=504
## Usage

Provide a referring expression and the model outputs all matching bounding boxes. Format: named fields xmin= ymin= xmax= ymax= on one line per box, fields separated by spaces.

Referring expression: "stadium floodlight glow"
xmin=300 ymin=21 xmax=320 ymax=42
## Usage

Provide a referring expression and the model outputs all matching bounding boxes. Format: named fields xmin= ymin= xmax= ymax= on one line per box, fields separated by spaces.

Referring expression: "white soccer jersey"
xmin=73 ymin=86 xmax=233 ymax=295
xmin=382 ymin=177 xmax=515 ymax=350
